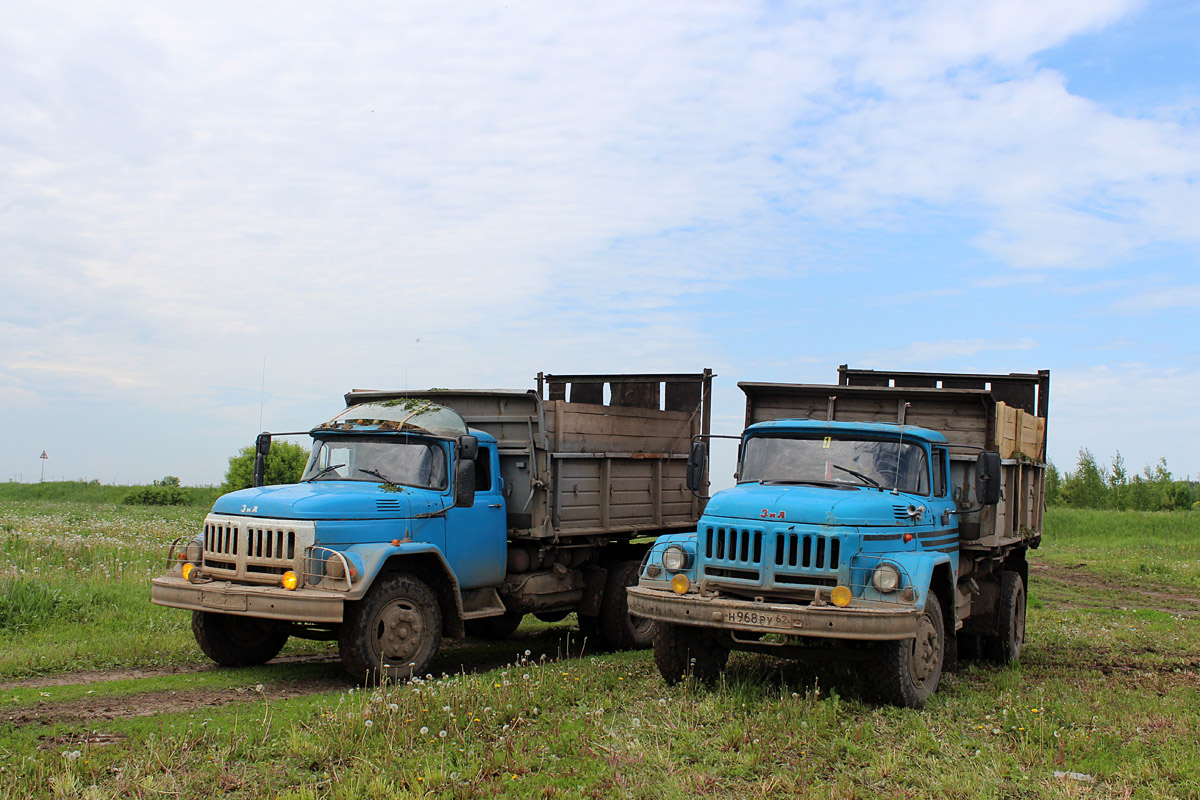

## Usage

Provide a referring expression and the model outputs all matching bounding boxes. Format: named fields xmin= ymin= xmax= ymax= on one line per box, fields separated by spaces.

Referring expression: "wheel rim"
xmin=909 ymin=612 xmax=941 ymax=683
xmin=630 ymin=614 xmax=654 ymax=637
xmin=370 ymin=599 xmax=428 ymax=667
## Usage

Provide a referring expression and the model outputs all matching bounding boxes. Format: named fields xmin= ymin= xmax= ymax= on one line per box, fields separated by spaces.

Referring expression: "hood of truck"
xmin=213 ymin=482 xmax=446 ymax=520
xmin=704 ymin=483 xmax=924 ymax=527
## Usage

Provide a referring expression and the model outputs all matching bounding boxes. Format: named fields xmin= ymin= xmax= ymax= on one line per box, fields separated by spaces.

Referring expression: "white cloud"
xmin=1 ymin=0 xmax=1198 ymax=481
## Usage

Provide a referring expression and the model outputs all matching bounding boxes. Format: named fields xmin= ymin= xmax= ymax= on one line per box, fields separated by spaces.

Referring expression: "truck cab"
xmin=153 ymin=399 xmax=505 ymax=681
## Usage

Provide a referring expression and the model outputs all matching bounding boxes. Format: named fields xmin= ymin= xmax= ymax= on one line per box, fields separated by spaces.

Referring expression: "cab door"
xmin=924 ymin=446 xmax=960 ymax=569
xmin=444 ymin=444 xmax=508 ymax=589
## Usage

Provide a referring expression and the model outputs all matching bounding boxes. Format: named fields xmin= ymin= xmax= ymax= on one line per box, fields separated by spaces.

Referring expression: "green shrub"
xmin=122 ymin=485 xmax=189 ymax=506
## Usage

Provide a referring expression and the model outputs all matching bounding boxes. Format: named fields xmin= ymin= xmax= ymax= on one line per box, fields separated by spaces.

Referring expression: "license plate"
xmin=202 ymin=591 xmax=247 ymax=611
xmin=727 ymin=609 xmax=791 ymax=629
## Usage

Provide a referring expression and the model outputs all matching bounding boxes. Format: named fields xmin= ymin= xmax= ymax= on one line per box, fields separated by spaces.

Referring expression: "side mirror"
xmin=686 ymin=441 xmax=708 ymax=492
xmin=454 ymin=458 xmax=476 ymax=508
xmin=457 ymin=434 xmax=479 ymax=461
xmin=253 ymin=432 xmax=272 ymax=488
xmin=975 ymin=451 xmax=1002 ymax=506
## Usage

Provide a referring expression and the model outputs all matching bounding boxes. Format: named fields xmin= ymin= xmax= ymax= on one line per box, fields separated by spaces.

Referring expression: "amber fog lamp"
xmin=831 ymin=585 xmax=852 ymax=607
xmin=282 ymin=571 xmax=300 ymax=591
xmin=670 ymin=574 xmax=691 ymax=595
xmin=181 ymin=562 xmax=196 ymax=582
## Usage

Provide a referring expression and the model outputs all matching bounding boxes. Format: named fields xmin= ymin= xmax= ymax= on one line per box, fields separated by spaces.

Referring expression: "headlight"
xmin=185 ymin=537 xmax=203 ymax=563
xmin=662 ymin=545 xmax=688 ymax=572
xmin=282 ymin=571 xmax=300 ymax=591
xmin=872 ymin=563 xmax=901 ymax=593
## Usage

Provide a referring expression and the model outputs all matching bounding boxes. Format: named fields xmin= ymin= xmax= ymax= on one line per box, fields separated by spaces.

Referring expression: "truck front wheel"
xmin=984 ymin=571 xmax=1026 ymax=664
xmin=653 ymin=623 xmax=730 ymax=686
xmin=191 ymin=611 xmax=288 ymax=667
xmin=339 ymin=574 xmax=442 ymax=683
xmin=871 ymin=599 xmax=944 ymax=709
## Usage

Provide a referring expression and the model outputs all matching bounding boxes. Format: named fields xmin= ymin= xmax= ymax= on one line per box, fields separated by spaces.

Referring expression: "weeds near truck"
xmin=0 ymin=497 xmax=1198 ymax=798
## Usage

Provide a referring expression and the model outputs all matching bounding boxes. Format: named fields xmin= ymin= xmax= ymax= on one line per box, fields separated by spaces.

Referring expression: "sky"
xmin=1 ymin=0 xmax=1198 ymax=488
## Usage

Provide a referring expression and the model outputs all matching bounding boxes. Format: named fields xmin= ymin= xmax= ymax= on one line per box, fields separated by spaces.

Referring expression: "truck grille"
xmin=701 ymin=524 xmax=842 ymax=590
xmin=201 ymin=514 xmax=316 ymax=584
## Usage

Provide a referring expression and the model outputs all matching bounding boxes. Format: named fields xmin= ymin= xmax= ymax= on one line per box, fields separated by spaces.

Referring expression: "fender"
xmin=885 ymin=550 xmax=953 ymax=610
xmin=339 ymin=542 xmax=465 ymax=635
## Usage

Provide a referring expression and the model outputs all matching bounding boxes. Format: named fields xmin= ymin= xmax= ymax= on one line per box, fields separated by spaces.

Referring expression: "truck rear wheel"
xmin=191 ymin=611 xmax=288 ymax=667
xmin=871 ymin=599 xmax=944 ymax=709
xmin=984 ymin=571 xmax=1026 ymax=665
xmin=339 ymin=574 xmax=442 ymax=683
xmin=599 ymin=559 xmax=655 ymax=650
xmin=653 ymin=623 xmax=729 ymax=686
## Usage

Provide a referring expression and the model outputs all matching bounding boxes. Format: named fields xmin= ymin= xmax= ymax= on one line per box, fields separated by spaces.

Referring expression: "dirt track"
xmin=1030 ymin=560 xmax=1200 ymax=617
xmin=5 ymin=564 xmax=1196 ymax=729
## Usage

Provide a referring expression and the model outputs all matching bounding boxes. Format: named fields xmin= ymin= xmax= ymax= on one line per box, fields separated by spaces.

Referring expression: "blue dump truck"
xmin=152 ymin=371 xmax=713 ymax=682
xmin=628 ymin=366 xmax=1049 ymax=708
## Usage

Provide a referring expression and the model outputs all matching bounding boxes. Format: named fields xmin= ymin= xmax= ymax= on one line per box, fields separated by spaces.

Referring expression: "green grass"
xmin=0 ymin=481 xmax=221 ymax=507
xmin=1041 ymin=507 xmax=1200 ymax=592
xmin=0 ymin=504 xmax=1197 ymax=798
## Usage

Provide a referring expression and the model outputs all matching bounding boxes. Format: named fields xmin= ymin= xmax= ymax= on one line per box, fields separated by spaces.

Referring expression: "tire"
xmin=984 ymin=571 xmax=1026 ymax=665
xmin=599 ymin=559 xmax=655 ymax=650
xmin=465 ymin=609 xmax=524 ymax=639
xmin=653 ymin=623 xmax=730 ymax=686
xmin=871 ymin=598 xmax=945 ymax=709
xmin=191 ymin=611 xmax=288 ymax=667
xmin=339 ymin=574 xmax=442 ymax=683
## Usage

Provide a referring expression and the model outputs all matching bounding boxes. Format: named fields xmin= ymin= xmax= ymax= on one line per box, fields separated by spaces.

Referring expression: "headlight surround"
xmin=662 ymin=545 xmax=688 ymax=572
xmin=872 ymin=563 xmax=902 ymax=593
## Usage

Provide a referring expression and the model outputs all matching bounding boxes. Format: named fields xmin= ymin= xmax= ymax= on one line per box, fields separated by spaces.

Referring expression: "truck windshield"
xmin=301 ymin=436 xmax=448 ymax=490
xmin=739 ymin=435 xmax=929 ymax=494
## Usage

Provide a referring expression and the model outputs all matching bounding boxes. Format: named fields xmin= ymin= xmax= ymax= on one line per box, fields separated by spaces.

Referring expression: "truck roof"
xmin=745 ymin=418 xmax=948 ymax=444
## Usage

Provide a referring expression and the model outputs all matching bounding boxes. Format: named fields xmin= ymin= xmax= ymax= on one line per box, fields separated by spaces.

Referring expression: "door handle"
xmin=487 ymin=503 xmax=503 ymax=508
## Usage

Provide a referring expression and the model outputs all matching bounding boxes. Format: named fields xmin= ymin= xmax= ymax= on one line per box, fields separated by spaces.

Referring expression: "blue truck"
xmin=152 ymin=371 xmax=713 ymax=682
xmin=627 ymin=366 xmax=1049 ymax=707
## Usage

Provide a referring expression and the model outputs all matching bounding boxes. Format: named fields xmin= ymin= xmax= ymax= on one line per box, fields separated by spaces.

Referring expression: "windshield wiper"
xmin=759 ymin=479 xmax=841 ymax=488
xmin=304 ymin=464 xmax=345 ymax=482
xmin=829 ymin=464 xmax=880 ymax=487
xmin=358 ymin=467 xmax=398 ymax=484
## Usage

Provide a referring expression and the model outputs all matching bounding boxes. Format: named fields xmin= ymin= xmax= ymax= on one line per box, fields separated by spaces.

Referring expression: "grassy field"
xmin=0 ymin=496 xmax=1197 ymax=799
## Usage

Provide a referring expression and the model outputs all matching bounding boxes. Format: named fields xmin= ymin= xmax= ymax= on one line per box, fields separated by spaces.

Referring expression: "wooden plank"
xmin=569 ymin=383 xmax=603 ymax=404
xmin=611 ymin=381 xmax=660 ymax=409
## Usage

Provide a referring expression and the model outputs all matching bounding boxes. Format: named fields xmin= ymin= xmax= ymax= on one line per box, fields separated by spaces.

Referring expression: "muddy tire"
xmin=191 ymin=611 xmax=288 ymax=667
xmin=339 ymin=574 xmax=441 ymax=683
xmin=576 ymin=612 xmax=603 ymax=649
xmin=871 ymin=599 xmax=944 ymax=709
xmin=599 ymin=559 xmax=655 ymax=650
xmin=653 ymin=623 xmax=730 ymax=686
xmin=465 ymin=609 xmax=524 ymax=639
xmin=984 ymin=571 xmax=1026 ymax=665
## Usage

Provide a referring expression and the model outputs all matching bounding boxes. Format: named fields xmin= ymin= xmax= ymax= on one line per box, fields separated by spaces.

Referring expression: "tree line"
xmin=1047 ymin=449 xmax=1198 ymax=511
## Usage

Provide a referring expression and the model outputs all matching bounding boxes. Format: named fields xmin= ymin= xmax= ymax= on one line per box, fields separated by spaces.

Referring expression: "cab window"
xmin=932 ymin=448 xmax=947 ymax=497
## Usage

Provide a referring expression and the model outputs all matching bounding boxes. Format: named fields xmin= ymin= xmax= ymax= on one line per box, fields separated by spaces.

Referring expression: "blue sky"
xmin=1 ymin=0 xmax=1197 ymax=487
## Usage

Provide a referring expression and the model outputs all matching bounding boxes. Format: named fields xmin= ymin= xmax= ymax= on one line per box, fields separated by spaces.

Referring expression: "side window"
xmin=474 ymin=447 xmax=492 ymax=493
xmin=932 ymin=448 xmax=946 ymax=497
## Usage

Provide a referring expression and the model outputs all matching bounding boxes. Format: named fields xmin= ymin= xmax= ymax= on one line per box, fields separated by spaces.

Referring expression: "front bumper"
xmin=151 ymin=575 xmax=345 ymax=624
xmin=627 ymin=585 xmax=920 ymax=641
